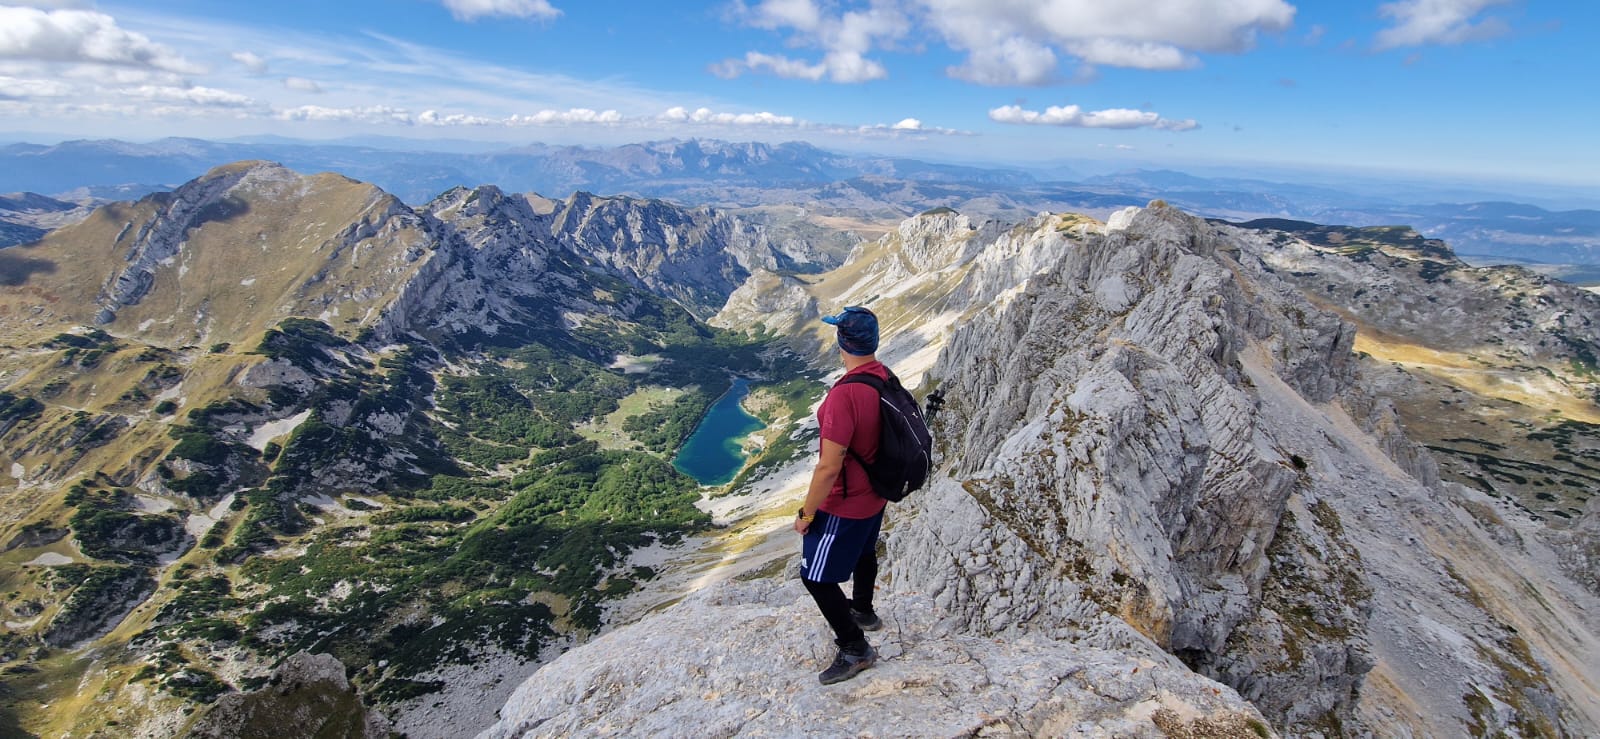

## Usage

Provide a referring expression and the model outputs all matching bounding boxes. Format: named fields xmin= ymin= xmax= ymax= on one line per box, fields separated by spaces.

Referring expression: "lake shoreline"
xmin=672 ymin=378 xmax=765 ymax=486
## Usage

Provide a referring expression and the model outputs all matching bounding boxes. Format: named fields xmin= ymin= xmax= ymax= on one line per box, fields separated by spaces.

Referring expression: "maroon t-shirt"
xmin=817 ymin=361 xmax=889 ymax=519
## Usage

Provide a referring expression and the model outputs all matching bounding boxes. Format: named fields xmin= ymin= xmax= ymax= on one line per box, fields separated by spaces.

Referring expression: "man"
xmin=795 ymin=305 xmax=889 ymax=685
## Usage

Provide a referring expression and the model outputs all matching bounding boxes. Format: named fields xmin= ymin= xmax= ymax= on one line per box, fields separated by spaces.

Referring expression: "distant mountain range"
xmin=2 ymin=137 xmax=1597 ymax=278
xmin=3 ymin=160 xmax=1599 ymax=737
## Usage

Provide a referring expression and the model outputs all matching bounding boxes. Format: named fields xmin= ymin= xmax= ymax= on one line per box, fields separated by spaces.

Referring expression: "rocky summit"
xmin=0 ymin=161 xmax=841 ymax=737
xmin=1 ymin=162 xmax=1597 ymax=738
xmin=493 ymin=204 xmax=1600 ymax=737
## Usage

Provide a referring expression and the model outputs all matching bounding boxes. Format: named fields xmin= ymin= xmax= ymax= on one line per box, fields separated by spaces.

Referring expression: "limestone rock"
xmin=187 ymin=652 xmax=392 ymax=739
xmin=708 ymin=268 xmax=816 ymax=334
xmin=42 ymin=564 xmax=156 ymax=647
xmin=480 ymin=578 xmax=1272 ymax=739
xmin=553 ymin=191 xmax=803 ymax=317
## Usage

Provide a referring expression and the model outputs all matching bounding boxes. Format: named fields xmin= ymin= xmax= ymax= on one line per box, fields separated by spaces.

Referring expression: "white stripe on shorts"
xmin=808 ymin=513 xmax=842 ymax=580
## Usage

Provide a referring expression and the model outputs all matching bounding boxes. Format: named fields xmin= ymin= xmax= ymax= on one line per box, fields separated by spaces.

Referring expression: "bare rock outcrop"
xmin=42 ymin=564 xmax=156 ymax=647
xmin=709 ymin=268 xmax=816 ymax=333
xmin=480 ymin=578 xmax=1272 ymax=738
xmin=187 ymin=652 xmax=392 ymax=739
xmin=889 ymin=203 xmax=1372 ymax=734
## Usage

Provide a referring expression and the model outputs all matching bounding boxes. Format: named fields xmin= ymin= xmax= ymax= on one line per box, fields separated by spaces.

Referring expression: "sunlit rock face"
xmin=480 ymin=579 xmax=1273 ymax=739
xmin=492 ymin=203 xmax=1600 ymax=738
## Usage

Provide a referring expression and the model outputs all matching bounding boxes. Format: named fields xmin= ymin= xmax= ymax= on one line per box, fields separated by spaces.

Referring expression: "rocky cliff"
xmin=490 ymin=204 xmax=1600 ymax=737
xmin=6 ymin=163 xmax=1598 ymax=737
xmin=0 ymin=162 xmax=844 ymax=737
xmin=1237 ymin=219 xmax=1600 ymax=522
xmin=554 ymin=192 xmax=785 ymax=316
xmin=483 ymin=579 xmax=1271 ymax=738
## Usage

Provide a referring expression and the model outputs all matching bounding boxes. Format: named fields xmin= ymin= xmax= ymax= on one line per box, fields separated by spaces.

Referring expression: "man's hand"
xmin=795 ymin=439 xmax=847 ymax=538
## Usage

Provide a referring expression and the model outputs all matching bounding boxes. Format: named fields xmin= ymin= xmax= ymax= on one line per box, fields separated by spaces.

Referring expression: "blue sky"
xmin=0 ymin=0 xmax=1592 ymax=187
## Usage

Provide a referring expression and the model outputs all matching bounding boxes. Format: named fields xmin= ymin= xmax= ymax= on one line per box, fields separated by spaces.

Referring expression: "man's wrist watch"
xmin=797 ymin=507 xmax=815 ymax=522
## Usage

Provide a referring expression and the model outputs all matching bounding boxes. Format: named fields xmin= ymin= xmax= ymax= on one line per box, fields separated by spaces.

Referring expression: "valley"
xmin=0 ymin=162 xmax=834 ymax=737
xmin=0 ymin=157 xmax=1597 ymax=738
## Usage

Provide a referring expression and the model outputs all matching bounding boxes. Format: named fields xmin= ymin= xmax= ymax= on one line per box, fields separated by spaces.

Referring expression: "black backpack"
xmin=836 ymin=371 xmax=933 ymax=502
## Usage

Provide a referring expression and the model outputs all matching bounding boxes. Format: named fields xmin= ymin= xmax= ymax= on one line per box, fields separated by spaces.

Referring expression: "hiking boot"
xmin=819 ymin=641 xmax=877 ymax=685
xmin=850 ymin=607 xmax=882 ymax=631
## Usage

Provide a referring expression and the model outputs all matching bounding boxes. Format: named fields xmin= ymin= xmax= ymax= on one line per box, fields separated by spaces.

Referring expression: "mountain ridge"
xmin=0 ymin=160 xmax=832 ymax=736
xmin=5 ymin=138 xmax=1597 ymax=275
xmin=1 ymin=163 xmax=1597 ymax=737
xmin=492 ymin=202 xmax=1600 ymax=737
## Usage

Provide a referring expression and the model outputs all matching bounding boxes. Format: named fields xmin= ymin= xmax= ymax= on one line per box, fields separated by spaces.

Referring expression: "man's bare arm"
xmin=795 ymin=438 xmax=847 ymax=534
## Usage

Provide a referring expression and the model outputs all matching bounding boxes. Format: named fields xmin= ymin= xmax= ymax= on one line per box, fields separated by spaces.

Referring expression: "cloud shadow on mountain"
xmin=0 ymin=251 xmax=58 ymax=286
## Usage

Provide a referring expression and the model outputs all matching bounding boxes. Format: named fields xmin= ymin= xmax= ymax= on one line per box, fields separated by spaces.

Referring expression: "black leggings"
xmin=802 ymin=545 xmax=878 ymax=646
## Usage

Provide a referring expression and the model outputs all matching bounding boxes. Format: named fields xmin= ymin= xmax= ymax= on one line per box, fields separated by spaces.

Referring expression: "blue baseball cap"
xmin=822 ymin=306 xmax=879 ymax=356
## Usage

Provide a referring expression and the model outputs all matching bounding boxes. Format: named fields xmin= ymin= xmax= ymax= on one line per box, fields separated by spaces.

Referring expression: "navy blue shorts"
xmin=801 ymin=509 xmax=883 ymax=583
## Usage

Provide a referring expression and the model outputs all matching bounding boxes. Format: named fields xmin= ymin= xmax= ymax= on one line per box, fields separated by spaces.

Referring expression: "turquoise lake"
xmin=673 ymin=378 xmax=764 ymax=486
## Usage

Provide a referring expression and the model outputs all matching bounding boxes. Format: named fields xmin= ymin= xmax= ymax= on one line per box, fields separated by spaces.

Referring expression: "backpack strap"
xmin=834 ymin=371 xmax=892 ymax=498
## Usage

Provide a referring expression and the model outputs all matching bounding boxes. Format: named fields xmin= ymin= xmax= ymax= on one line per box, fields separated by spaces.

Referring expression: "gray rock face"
xmin=480 ymin=578 xmax=1272 ymax=739
xmin=43 ymin=565 xmax=156 ymax=647
xmin=708 ymin=268 xmax=817 ymax=333
xmin=886 ymin=204 xmax=1371 ymax=733
xmin=187 ymin=652 xmax=392 ymax=739
xmin=884 ymin=204 xmax=1599 ymax=735
xmin=473 ymin=201 xmax=1600 ymax=737
xmin=3 ymin=523 xmax=67 ymax=551
xmin=237 ymin=358 xmax=318 ymax=396
xmin=553 ymin=191 xmax=795 ymax=317
xmin=96 ymin=165 xmax=256 ymax=322
xmin=1553 ymin=497 xmax=1600 ymax=597
xmin=1251 ymin=224 xmax=1600 ymax=364
xmin=385 ymin=184 xmax=838 ymax=344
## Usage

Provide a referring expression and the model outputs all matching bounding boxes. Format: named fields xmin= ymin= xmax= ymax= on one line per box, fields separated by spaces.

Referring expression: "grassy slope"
xmin=0 ymin=174 xmax=817 ymax=735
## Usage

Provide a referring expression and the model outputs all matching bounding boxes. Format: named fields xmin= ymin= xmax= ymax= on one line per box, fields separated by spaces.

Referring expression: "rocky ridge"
xmin=484 ymin=579 xmax=1271 ymax=738
xmin=1239 ymin=220 xmax=1600 ymax=524
xmin=5 ymin=162 xmax=1598 ymax=736
xmin=0 ymin=191 xmax=89 ymax=248
xmin=0 ymin=161 xmax=844 ymax=737
xmin=490 ymin=204 xmax=1600 ymax=737
xmin=553 ymin=191 xmax=828 ymax=317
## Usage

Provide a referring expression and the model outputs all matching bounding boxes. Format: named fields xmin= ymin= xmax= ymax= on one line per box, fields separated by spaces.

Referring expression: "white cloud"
xmin=409 ymin=104 xmax=959 ymax=138
xmin=742 ymin=0 xmax=823 ymax=31
xmin=0 ymin=6 xmax=962 ymax=144
xmin=1065 ymin=38 xmax=1196 ymax=71
xmin=715 ymin=49 xmax=890 ymax=83
xmin=292 ymin=102 xmax=953 ymax=136
xmin=60 ymin=64 xmax=185 ymax=86
xmin=926 ymin=0 xmax=1292 ymax=84
xmin=853 ymin=115 xmax=967 ymax=136
xmin=732 ymin=0 xmax=1292 ymax=85
xmin=232 ymin=50 xmax=267 ymax=73
xmin=1374 ymin=0 xmax=1514 ymax=50
xmin=127 ymin=84 xmax=253 ymax=107
xmin=989 ymin=103 xmax=1198 ymax=131
xmin=714 ymin=51 xmax=826 ymax=81
xmin=948 ymin=36 xmax=1061 ymax=86
xmin=721 ymin=0 xmax=906 ymax=83
xmin=439 ymin=0 xmax=560 ymax=22
xmin=0 ymin=74 xmax=70 ymax=98
xmin=507 ymin=108 xmax=623 ymax=125
xmin=726 ymin=1 xmax=1293 ymax=86
xmin=418 ymin=109 xmax=495 ymax=126
xmin=0 ymin=7 xmax=202 ymax=73
xmin=276 ymin=104 xmax=413 ymax=124
xmin=660 ymin=106 xmax=796 ymax=127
